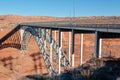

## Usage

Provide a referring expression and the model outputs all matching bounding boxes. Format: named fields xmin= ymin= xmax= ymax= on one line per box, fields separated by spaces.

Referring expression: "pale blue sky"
xmin=0 ymin=0 xmax=120 ymax=17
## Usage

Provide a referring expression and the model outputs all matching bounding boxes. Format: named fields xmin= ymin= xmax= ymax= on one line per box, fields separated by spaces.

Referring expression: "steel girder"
xmin=21 ymin=26 xmax=71 ymax=76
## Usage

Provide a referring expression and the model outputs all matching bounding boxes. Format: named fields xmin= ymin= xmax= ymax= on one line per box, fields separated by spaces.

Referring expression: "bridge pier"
xmin=39 ymin=28 xmax=42 ymax=38
xmin=37 ymin=28 xmax=42 ymax=47
xmin=44 ymin=28 xmax=47 ymax=53
xmin=20 ymin=28 xmax=24 ymax=43
xmin=99 ymin=38 xmax=102 ymax=58
xmin=50 ymin=28 xmax=53 ymax=65
xmin=19 ymin=26 xmax=26 ymax=51
xmin=68 ymin=31 xmax=71 ymax=63
xmin=80 ymin=34 xmax=83 ymax=65
xmin=72 ymin=29 xmax=75 ymax=67
xmin=58 ymin=28 xmax=62 ymax=74
xmin=95 ymin=31 xmax=101 ymax=58
xmin=20 ymin=26 xmax=32 ymax=51
xmin=54 ymin=30 xmax=56 ymax=41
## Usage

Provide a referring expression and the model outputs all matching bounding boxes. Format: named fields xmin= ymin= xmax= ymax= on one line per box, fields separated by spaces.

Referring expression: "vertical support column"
xmin=44 ymin=28 xmax=46 ymax=52
xmin=99 ymin=38 xmax=102 ymax=58
xmin=61 ymin=32 xmax=63 ymax=47
xmin=50 ymin=28 xmax=53 ymax=64
xmin=40 ymin=28 xmax=43 ymax=45
xmin=49 ymin=28 xmax=53 ymax=76
xmin=72 ymin=29 xmax=75 ymax=67
xmin=39 ymin=28 xmax=42 ymax=48
xmin=95 ymin=31 xmax=101 ymax=58
xmin=58 ymin=28 xmax=62 ymax=74
xmin=19 ymin=26 xmax=25 ymax=52
xmin=68 ymin=31 xmax=71 ymax=62
xmin=39 ymin=28 xmax=42 ymax=38
xmin=80 ymin=34 xmax=83 ymax=65
xmin=37 ymin=28 xmax=41 ymax=45
xmin=35 ymin=28 xmax=39 ymax=42
xmin=55 ymin=30 xmax=56 ymax=41
xmin=41 ymin=28 xmax=44 ymax=43
xmin=20 ymin=27 xmax=24 ymax=44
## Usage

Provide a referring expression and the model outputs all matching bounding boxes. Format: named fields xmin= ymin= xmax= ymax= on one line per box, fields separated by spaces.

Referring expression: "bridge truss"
xmin=20 ymin=26 xmax=71 ymax=76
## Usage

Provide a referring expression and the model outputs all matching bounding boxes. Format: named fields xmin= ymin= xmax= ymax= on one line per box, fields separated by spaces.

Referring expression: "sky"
xmin=0 ymin=0 xmax=120 ymax=17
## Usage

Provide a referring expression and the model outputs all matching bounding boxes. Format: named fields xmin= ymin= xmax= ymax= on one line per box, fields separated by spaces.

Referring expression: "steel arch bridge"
xmin=0 ymin=21 xmax=120 ymax=76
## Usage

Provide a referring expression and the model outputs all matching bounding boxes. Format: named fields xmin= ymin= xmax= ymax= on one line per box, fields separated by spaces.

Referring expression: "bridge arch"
xmin=21 ymin=27 xmax=39 ymax=50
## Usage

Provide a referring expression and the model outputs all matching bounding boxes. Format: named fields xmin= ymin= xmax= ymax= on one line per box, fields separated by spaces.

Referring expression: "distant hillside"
xmin=0 ymin=15 xmax=57 ymax=28
xmin=0 ymin=15 xmax=120 ymax=28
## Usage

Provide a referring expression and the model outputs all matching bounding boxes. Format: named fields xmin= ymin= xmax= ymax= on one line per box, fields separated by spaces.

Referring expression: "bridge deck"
xmin=20 ymin=21 xmax=120 ymax=33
